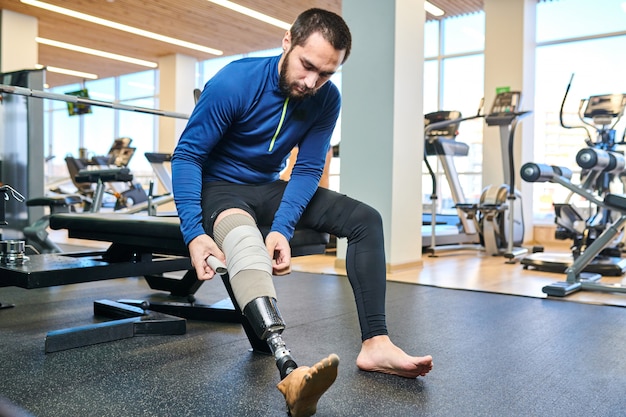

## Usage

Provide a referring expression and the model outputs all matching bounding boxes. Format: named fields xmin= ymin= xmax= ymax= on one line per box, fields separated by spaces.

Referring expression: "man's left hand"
xmin=266 ymin=231 xmax=292 ymax=275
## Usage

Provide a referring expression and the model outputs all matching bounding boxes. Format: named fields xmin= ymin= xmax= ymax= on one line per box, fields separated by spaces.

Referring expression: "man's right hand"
xmin=188 ymin=234 xmax=225 ymax=280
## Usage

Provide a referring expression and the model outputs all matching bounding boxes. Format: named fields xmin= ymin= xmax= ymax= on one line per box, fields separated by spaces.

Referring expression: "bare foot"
xmin=276 ymin=354 xmax=340 ymax=417
xmin=356 ymin=335 xmax=433 ymax=378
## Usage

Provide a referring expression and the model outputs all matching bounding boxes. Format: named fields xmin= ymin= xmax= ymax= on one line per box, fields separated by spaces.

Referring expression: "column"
xmin=483 ymin=0 xmax=536 ymax=241
xmin=157 ymin=54 xmax=197 ymax=154
xmin=340 ymin=0 xmax=425 ymax=272
xmin=0 ymin=10 xmax=44 ymax=227
xmin=0 ymin=9 xmax=38 ymax=72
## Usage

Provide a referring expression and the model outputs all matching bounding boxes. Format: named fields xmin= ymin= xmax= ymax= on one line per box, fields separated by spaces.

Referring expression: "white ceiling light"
xmin=207 ymin=0 xmax=291 ymax=30
xmin=21 ymin=0 xmax=223 ymax=55
xmin=35 ymin=64 xmax=98 ymax=79
xmin=425 ymin=1 xmax=445 ymax=17
xmin=36 ymin=37 xmax=158 ymax=68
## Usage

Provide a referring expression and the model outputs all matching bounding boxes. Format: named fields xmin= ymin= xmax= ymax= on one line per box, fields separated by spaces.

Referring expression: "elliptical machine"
xmin=521 ymin=75 xmax=626 ymax=275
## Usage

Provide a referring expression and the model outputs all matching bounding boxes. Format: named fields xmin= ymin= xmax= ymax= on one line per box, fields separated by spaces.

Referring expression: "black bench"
xmin=0 ymin=212 xmax=329 ymax=352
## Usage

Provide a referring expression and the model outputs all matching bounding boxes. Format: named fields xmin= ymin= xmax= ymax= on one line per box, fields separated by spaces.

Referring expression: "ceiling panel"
xmin=0 ymin=0 xmax=484 ymax=88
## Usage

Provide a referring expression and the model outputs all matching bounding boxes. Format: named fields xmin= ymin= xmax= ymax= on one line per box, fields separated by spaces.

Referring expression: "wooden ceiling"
xmin=0 ymin=0 xmax=483 ymax=88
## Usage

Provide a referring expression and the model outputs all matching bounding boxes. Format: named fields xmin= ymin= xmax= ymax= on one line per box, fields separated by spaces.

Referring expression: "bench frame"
xmin=0 ymin=212 xmax=328 ymax=353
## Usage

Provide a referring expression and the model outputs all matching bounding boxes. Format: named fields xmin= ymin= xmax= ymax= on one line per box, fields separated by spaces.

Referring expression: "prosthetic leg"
xmin=211 ymin=213 xmax=339 ymax=417
xmin=242 ymin=296 xmax=297 ymax=378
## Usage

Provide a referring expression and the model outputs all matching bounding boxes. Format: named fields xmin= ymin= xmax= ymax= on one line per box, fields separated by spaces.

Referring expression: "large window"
xmin=81 ymin=78 xmax=115 ymax=157
xmin=533 ymin=0 xmax=626 ymax=222
xmin=423 ymin=13 xmax=485 ymax=213
xmin=44 ymin=70 xmax=158 ymax=192
xmin=536 ymin=0 xmax=626 ymax=42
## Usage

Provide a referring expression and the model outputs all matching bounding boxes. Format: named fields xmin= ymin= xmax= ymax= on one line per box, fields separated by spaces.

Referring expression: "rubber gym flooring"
xmin=1 ymin=269 xmax=626 ymax=416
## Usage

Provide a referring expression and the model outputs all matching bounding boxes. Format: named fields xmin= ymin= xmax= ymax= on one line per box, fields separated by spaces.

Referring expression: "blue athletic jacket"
xmin=171 ymin=54 xmax=341 ymax=245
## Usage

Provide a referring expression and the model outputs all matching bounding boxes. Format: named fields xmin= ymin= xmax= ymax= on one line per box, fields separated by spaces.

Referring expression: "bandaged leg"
xmin=213 ymin=213 xmax=296 ymax=378
xmin=214 ymin=213 xmax=340 ymax=416
xmin=213 ymin=213 xmax=276 ymax=308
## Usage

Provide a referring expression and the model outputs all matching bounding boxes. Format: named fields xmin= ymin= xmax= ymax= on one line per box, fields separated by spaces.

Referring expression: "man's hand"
xmin=266 ymin=231 xmax=292 ymax=275
xmin=188 ymin=234 xmax=225 ymax=280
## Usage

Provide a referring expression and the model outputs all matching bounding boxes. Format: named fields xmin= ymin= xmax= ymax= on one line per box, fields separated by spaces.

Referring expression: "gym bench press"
xmin=0 ymin=212 xmax=329 ymax=353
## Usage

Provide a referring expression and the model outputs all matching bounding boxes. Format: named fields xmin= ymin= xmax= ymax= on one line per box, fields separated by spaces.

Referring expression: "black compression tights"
xmin=340 ymin=201 xmax=388 ymax=340
xmin=297 ymin=188 xmax=389 ymax=341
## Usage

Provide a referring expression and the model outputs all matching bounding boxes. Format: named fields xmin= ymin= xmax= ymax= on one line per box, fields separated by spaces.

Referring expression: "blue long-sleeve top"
xmin=171 ymin=54 xmax=341 ymax=245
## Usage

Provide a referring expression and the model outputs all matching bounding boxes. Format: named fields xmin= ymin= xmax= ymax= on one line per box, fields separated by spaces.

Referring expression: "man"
xmin=172 ymin=8 xmax=433 ymax=417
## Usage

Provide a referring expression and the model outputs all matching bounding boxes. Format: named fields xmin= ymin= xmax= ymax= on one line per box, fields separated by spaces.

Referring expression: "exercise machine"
xmin=0 ymin=184 xmax=26 ymax=310
xmin=0 ymin=212 xmax=330 ymax=353
xmin=23 ymin=164 xmax=139 ymax=254
xmin=63 ymin=137 xmax=147 ymax=211
xmin=22 ymin=151 xmax=176 ymax=254
xmin=521 ymin=75 xmax=626 ymax=274
xmin=521 ymin=163 xmax=626 ymax=295
xmin=521 ymin=147 xmax=626 ymax=275
xmin=422 ymin=108 xmax=483 ymax=254
xmin=423 ymin=92 xmax=530 ymax=261
xmin=478 ymin=91 xmax=530 ymax=261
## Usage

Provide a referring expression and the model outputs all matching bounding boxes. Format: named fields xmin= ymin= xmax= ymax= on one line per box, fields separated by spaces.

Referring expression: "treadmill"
xmin=422 ymin=110 xmax=481 ymax=253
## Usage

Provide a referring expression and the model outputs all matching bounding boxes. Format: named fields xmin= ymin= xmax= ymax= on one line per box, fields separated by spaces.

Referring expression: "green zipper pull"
xmin=268 ymin=97 xmax=290 ymax=152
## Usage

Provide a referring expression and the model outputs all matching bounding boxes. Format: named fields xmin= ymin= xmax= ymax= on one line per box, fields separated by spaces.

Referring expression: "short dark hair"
xmin=290 ymin=8 xmax=352 ymax=64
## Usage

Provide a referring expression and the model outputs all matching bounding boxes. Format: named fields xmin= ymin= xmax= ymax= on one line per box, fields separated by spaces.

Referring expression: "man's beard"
xmin=279 ymin=51 xmax=317 ymax=100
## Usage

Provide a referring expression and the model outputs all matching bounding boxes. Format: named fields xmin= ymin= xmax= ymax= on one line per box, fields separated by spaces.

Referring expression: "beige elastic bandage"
xmin=213 ymin=213 xmax=276 ymax=308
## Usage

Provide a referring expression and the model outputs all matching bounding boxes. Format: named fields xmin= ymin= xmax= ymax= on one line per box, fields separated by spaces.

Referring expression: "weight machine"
xmin=521 ymin=162 xmax=626 ymax=296
xmin=521 ymin=75 xmax=626 ymax=275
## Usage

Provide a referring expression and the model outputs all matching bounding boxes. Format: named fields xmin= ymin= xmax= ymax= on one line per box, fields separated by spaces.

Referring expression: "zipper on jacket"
xmin=268 ymin=97 xmax=289 ymax=152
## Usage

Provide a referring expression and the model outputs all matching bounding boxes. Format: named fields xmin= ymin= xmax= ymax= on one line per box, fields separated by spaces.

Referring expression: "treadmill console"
xmin=583 ymin=94 xmax=626 ymax=123
xmin=490 ymin=91 xmax=521 ymax=115
xmin=485 ymin=91 xmax=530 ymax=126
xmin=424 ymin=110 xmax=462 ymax=139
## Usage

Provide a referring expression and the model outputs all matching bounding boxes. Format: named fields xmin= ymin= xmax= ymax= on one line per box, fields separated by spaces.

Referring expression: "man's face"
xmin=279 ymin=31 xmax=345 ymax=100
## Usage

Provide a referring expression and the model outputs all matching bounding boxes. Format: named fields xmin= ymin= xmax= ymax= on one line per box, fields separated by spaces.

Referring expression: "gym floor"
xmin=1 ymin=246 xmax=626 ymax=416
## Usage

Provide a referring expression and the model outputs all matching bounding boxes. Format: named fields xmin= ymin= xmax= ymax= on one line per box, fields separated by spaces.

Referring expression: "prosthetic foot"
xmin=243 ymin=297 xmax=340 ymax=416
xmin=277 ymin=354 xmax=340 ymax=417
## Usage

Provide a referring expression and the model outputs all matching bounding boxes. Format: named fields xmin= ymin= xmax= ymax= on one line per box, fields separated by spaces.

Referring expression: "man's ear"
xmin=282 ymin=30 xmax=291 ymax=52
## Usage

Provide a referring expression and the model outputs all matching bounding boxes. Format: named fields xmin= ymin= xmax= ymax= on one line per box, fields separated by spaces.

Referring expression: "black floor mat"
xmin=1 ymin=271 xmax=625 ymax=416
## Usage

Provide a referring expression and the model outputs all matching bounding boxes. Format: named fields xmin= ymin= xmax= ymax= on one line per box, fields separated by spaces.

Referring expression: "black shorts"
xmin=200 ymin=180 xmax=361 ymax=239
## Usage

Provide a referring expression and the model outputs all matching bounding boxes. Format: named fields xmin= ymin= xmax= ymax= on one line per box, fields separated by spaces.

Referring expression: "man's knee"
xmin=355 ymin=202 xmax=382 ymax=224
xmin=215 ymin=208 xmax=251 ymax=225
xmin=213 ymin=213 xmax=275 ymax=308
xmin=348 ymin=202 xmax=384 ymax=235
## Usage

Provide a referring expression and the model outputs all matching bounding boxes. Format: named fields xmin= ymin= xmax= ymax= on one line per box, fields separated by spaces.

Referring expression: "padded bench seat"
xmin=48 ymin=212 xmax=330 ymax=257
xmin=26 ymin=194 xmax=84 ymax=211
xmin=74 ymin=167 xmax=134 ymax=183
xmin=1 ymin=213 xmax=329 ymax=292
